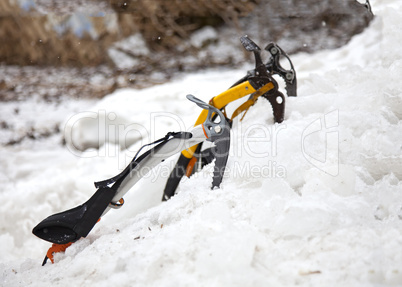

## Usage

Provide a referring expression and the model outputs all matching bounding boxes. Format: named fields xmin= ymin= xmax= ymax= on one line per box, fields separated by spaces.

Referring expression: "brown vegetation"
xmin=0 ymin=0 xmax=373 ymax=101
xmin=0 ymin=0 xmax=373 ymax=67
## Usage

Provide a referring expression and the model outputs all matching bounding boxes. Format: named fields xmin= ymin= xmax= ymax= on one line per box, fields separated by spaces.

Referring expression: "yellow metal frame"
xmin=182 ymin=80 xmax=275 ymax=158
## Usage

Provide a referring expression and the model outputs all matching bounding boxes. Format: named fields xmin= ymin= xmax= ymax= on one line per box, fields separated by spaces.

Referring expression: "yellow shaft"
xmin=182 ymin=81 xmax=274 ymax=159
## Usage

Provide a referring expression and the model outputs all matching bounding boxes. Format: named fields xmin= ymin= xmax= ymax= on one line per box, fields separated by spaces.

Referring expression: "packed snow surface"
xmin=1 ymin=1 xmax=402 ymax=286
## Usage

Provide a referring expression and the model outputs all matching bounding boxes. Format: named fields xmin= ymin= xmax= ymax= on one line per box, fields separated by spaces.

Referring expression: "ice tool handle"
xmin=186 ymin=94 xmax=230 ymax=189
xmin=186 ymin=94 xmax=227 ymax=142
xmin=265 ymin=42 xmax=297 ymax=98
xmin=240 ymin=36 xmax=287 ymax=123
xmin=240 ymin=35 xmax=271 ymax=90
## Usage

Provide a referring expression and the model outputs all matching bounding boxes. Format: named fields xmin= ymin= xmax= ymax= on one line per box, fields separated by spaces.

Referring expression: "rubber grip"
xmin=32 ymin=187 xmax=115 ymax=244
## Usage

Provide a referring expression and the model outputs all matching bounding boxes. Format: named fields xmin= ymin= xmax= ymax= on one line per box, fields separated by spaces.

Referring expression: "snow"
xmin=1 ymin=1 xmax=402 ymax=286
xmin=108 ymin=34 xmax=150 ymax=70
xmin=52 ymin=13 xmax=98 ymax=39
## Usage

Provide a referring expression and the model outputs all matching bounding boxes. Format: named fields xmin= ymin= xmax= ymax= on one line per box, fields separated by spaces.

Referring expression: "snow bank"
xmin=1 ymin=1 xmax=402 ymax=286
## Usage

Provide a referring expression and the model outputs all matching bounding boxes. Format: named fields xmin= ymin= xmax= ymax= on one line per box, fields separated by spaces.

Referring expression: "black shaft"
xmin=162 ymin=154 xmax=191 ymax=201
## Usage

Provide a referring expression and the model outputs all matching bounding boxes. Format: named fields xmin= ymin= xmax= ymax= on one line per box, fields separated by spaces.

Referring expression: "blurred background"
xmin=0 ymin=0 xmax=373 ymax=149
xmin=1 ymin=0 xmax=373 ymax=101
